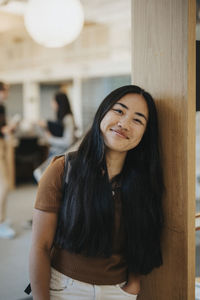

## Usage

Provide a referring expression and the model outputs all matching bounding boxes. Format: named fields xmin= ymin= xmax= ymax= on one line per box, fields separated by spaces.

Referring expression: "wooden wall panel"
xmin=131 ymin=0 xmax=196 ymax=299
xmin=141 ymin=229 xmax=186 ymax=299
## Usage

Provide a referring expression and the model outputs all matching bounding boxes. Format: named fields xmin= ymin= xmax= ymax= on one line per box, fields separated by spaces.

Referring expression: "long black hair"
xmin=55 ymin=85 xmax=164 ymax=275
xmin=54 ymin=92 xmax=72 ymax=121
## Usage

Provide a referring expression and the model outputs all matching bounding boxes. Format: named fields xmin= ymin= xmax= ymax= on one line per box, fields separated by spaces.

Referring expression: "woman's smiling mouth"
xmin=110 ymin=129 xmax=129 ymax=139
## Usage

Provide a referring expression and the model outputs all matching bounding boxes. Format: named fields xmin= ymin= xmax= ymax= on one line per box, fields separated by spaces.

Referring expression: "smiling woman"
xmin=29 ymin=85 xmax=164 ymax=300
xmin=100 ymin=93 xmax=148 ymax=154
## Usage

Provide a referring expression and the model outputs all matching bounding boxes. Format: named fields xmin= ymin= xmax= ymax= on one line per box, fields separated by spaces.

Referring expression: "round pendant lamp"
xmin=24 ymin=0 xmax=84 ymax=48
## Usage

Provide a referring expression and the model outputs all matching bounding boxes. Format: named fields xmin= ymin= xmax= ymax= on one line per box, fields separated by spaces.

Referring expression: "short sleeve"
xmin=34 ymin=155 xmax=65 ymax=213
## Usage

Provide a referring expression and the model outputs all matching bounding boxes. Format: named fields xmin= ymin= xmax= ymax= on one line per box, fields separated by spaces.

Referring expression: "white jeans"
xmin=50 ymin=268 xmax=138 ymax=300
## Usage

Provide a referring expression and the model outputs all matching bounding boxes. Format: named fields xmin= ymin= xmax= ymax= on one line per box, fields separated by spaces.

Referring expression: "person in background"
xmin=0 ymin=82 xmax=15 ymax=238
xmin=29 ymin=85 xmax=164 ymax=299
xmin=32 ymin=91 xmax=76 ymax=183
xmin=38 ymin=92 xmax=76 ymax=158
xmin=23 ymin=92 xmax=76 ymax=230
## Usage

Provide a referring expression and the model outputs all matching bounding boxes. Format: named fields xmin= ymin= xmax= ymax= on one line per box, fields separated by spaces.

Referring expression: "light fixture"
xmin=24 ymin=0 xmax=84 ymax=48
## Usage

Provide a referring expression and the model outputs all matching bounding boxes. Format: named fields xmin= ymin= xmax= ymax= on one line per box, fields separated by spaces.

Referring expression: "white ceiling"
xmin=0 ymin=0 xmax=131 ymax=33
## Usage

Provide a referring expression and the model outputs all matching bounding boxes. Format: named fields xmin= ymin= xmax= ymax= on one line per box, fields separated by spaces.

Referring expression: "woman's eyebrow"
xmin=115 ymin=102 xmax=128 ymax=109
xmin=115 ymin=102 xmax=147 ymax=121
xmin=135 ymin=112 xmax=148 ymax=121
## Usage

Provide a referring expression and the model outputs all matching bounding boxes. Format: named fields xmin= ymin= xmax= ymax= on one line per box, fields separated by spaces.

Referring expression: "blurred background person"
xmin=37 ymin=91 xmax=76 ymax=158
xmin=0 ymin=81 xmax=15 ymax=238
xmin=32 ymin=91 xmax=77 ymax=183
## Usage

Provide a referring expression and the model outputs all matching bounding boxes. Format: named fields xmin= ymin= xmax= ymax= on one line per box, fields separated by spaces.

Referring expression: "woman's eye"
xmin=134 ymin=119 xmax=143 ymax=125
xmin=112 ymin=109 xmax=123 ymax=114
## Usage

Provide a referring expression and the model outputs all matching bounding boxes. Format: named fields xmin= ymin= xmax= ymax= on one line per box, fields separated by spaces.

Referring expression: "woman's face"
xmin=100 ymin=93 xmax=149 ymax=153
xmin=51 ymin=99 xmax=58 ymax=112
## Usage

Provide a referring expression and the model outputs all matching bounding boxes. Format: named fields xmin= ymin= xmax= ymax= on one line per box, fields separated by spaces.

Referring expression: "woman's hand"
xmin=121 ymin=282 xmax=140 ymax=295
xmin=45 ymin=130 xmax=52 ymax=139
xmin=1 ymin=124 xmax=16 ymax=135
xmin=37 ymin=120 xmax=47 ymax=129
xmin=1 ymin=125 xmax=12 ymax=135
xmin=121 ymin=273 xmax=141 ymax=295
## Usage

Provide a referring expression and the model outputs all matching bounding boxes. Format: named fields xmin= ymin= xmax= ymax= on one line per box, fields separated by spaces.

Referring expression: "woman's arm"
xmin=29 ymin=209 xmax=58 ymax=300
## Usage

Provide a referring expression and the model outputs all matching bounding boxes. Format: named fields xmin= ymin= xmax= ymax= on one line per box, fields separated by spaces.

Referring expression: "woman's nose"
xmin=117 ymin=117 xmax=130 ymax=130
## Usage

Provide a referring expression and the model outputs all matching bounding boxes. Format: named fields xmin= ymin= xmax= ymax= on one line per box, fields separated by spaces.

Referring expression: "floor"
xmin=0 ymin=184 xmax=200 ymax=300
xmin=0 ymin=184 xmax=35 ymax=300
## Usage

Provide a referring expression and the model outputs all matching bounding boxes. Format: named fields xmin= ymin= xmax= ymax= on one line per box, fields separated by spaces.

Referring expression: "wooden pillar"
xmin=23 ymin=81 xmax=40 ymax=122
xmin=131 ymin=0 xmax=196 ymax=299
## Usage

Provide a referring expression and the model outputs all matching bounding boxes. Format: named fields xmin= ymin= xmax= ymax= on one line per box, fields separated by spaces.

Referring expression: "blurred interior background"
xmin=0 ymin=1 xmax=131 ymax=299
xmin=0 ymin=0 xmax=132 ymax=184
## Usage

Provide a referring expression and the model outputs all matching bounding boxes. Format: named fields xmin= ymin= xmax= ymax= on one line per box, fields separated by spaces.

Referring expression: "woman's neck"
xmin=105 ymin=149 xmax=127 ymax=180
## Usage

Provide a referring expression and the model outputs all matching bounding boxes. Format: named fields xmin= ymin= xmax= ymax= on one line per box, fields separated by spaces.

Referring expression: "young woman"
xmin=38 ymin=92 xmax=76 ymax=157
xmin=29 ymin=85 xmax=164 ymax=300
xmin=0 ymin=82 xmax=16 ymax=239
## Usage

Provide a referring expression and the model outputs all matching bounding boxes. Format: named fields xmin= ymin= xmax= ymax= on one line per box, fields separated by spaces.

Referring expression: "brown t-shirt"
xmin=34 ymin=155 xmax=128 ymax=285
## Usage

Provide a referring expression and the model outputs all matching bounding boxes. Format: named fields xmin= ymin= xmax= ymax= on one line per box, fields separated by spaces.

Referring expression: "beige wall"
xmin=0 ymin=23 xmax=131 ymax=83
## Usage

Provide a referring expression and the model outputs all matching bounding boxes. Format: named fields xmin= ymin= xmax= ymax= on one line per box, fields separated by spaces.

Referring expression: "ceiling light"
xmin=24 ymin=0 xmax=84 ymax=48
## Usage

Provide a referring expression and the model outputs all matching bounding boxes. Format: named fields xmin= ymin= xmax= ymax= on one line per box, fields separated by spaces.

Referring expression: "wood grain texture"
xmin=187 ymin=0 xmax=196 ymax=297
xmin=131 ymin=0 xmax=196 ymax=299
